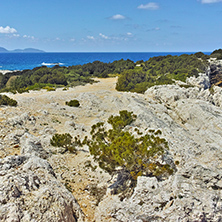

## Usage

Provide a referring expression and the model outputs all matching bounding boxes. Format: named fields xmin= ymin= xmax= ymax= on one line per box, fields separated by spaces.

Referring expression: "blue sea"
xmin=0 ymin=52 xmax=210 ymax=71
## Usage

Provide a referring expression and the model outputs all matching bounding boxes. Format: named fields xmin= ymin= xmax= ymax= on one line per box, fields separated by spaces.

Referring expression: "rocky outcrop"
xmin=145 ymin=83 xmax=222 ymax=108
xmin=94 ymin=78 xmax=222 ymax=221
xmin=186 ymin=72 xmax=211 ymax=89
xmin=210 ymin=63 xmax=222 ymax=87
xmin=0 ymin=133 xmax=85 ymax=222
xmin=2 ymin=73 xmax=222 ymax=221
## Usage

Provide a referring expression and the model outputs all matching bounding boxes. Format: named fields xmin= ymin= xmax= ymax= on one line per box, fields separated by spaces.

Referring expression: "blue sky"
xmin=0 ymin=0 xmax=222 ymax=52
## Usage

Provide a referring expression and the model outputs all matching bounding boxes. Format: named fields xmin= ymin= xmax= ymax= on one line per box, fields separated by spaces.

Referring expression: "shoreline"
xmin=0 ymin=70 xmax=14 ymax=75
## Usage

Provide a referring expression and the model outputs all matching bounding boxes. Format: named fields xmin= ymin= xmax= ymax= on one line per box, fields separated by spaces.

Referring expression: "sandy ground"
xmin=1 ymin=77 xmax=120 ymax=221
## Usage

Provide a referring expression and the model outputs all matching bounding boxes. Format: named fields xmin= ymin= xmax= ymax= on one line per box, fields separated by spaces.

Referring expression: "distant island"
xmin=0 ymin=47 xmax=45 ymax=53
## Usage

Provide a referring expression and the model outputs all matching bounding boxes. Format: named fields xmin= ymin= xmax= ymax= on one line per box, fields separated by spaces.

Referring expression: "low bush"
xmin=84 ymin=110 xmax=174 ymax=193
xmin=0 ymin=94 xmax=17 ymax=106
xmin=50 ymin=133 xmax=76 ymax=153
xmin=65 ymin=99 xmax=80 ymax=107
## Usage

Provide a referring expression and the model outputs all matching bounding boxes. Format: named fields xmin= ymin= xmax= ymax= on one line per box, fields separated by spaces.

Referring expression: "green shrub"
xmin=65 ymin=99 xmax=80 ymax=107
xmin=0 ymin=94 xmax=17 ymax=106
xmin=84 ymin=110 xmax=174 ymax=192
xmin=50 ymin=133 xmax=76 ymax=153
xmin=211 ymin=49 xmax=222 ymax=59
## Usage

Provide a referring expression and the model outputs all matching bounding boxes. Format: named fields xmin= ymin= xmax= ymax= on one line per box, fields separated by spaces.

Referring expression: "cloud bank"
xmin=0 ymin=26 xmax=17 ymax=34
xmin=23 ymin=35 xmax=35 ymax=40
xmin=87 ymin=36 xmax=95 ymax=40
xmin=99 ymin=33 xmax=109 ymax=39
xmin=137 ymin=2 xmax=159 ymax=10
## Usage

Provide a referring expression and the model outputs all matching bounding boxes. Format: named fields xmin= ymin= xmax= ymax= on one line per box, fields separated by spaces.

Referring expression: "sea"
xmin=0 ymin=52 xmax=211 ymax=71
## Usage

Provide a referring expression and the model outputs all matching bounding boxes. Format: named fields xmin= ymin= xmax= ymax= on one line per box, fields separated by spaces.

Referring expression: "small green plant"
xmin=65 ymin=182 xmax=73 ymax=192
xmin=209 ymin=85 xmax=215 ymax=95
xmin=65 ymin=99 xmax=80 ymax=107
xmin=179 ymin=84 xmax=194 ymax=89
xmin=50 ymin=133 xmax=76 ymax=153
xmin=0 ymin=94 xmax=17 ymax=106
xmin=43 ymin=86 xmax=56 ymax=91
xmin=52 ymin=118 xmax=61 ymax=124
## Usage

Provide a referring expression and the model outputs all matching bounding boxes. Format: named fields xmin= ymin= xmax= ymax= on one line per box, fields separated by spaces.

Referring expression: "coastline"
xmin=0 ymin=70 xmax=14 ymax=75
xmin=0 ymin=52 xmax=204 ymax=71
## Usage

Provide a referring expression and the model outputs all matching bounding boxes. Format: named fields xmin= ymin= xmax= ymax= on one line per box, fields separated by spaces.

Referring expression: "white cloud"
xmin=201 ymin=0 xmax=222 ymax=3
xmin=127 ymin=32 xmax=132 ymax=36
xmin=87 ymin=35 xmax=95 ymax=40
xmin=0 ymin=26 xmax=17 ymax=34
xmin=137 ymin=2 xmax=159 ymax=10
xmin=109 ymin=14 xmax=126 ymax=20
xmin=70 ymin=38 xmax=75 ymax=42
xmin=23 ymin=35 xmax=35 ymax=39
xmin=13 ymin=34 xmax=20 ymax=37
xmin=99 ymin=33 xmax=109 ymax=39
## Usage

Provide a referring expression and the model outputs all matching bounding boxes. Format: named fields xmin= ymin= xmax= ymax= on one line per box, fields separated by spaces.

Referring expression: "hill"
xmin=0 ymin=46 xmax=45 ymax=53
xmin=0 ymin=47 xmax=8 ymax=52
xmin=12 ymin=48 xmax=45 ymax=53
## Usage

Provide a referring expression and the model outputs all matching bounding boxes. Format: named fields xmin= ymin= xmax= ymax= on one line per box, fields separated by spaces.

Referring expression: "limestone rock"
xmin=94 ymin=75 xmax=222 ymax=222
xmin=20 ymin=133 xmax=49 ymax=159
xmin=186 ymin=73 xmax=211 ymax=89
xmin=0 ymin=153 xmax=84 ymax=222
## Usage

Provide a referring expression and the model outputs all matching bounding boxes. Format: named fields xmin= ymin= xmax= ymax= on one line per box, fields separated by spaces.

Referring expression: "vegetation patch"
xmin=0 ymin=51 xmax=215 ymax=94
xmin=83 ymin=110 xmax=175 ymax=194
xmin=43 ymin=86 xmax=56 ymax=91
xmin=116 ymin=53 xmax=209 ymax=93
xmin=211 ymin=49 xmax=222 ymax=60
xmin=50 ymin=133 xmax=77 ymax=153
xmin=65 ymin=99 xmax=80 ymax=107
xmin=0 ymin=59 xmax=135 ymax=93
xmin=0 ymin=94 xmax=17 ymax=106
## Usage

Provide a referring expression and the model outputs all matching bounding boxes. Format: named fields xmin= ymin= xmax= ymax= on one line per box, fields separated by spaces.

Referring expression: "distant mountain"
xmin=12 ymin=48 xmax=45 ymax=53
xmin=0 ymin=47 xmax=8 ymax=52
xmin=0 ymin=47 xmax=45 ymax=53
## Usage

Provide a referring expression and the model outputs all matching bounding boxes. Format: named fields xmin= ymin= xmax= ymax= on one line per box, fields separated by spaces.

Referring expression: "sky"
xmin=0 ymin=0 xmax=222 ymax=52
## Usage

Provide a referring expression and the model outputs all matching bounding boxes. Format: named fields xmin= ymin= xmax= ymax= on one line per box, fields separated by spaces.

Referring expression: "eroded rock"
xmin=0 ymin=136 xmax=85 ymax=222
